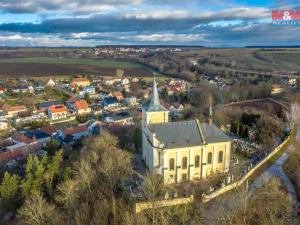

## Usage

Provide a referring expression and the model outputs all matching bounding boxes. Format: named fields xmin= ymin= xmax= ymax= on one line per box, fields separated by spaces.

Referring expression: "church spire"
xmin=209 ymin=96 xmax=213 ymax=126
xmin=151 ymin=74 xmax=160 ymax=106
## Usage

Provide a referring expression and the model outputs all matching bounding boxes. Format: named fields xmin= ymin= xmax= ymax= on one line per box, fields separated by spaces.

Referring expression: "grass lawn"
xmin=0 ymin=57 xmax=144 ymax=68
xmin=143 ymin=75 xmax=169 ymax=82
xmin=53 ymin=120 xmax=80 ymax=129
xmin=46 ymin=88 xmax=69 ymax=100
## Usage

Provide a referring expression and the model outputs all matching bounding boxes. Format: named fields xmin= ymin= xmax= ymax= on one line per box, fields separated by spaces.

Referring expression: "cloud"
xmin=0 ymin=6 xmax=271 ymax=35
xmin=0 ymin=0 xmax=141 ymax=14
xmin=0 ymin=1 xmax=299 ymax=46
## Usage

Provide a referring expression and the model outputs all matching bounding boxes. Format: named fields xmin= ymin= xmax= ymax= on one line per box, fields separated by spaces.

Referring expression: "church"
xmin=142 ymin=77 xmax=232 ymax=184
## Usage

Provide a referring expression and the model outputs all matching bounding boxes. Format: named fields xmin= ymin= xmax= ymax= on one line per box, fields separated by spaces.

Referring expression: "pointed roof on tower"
xmin=143 ymin=75 xmax=167 ymax=112
xmin=151 ymin=75 xmax=160 ymax=105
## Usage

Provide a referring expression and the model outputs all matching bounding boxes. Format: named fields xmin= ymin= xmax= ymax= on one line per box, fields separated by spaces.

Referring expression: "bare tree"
xmin=17 ymin=192 xmax=60 ymax=225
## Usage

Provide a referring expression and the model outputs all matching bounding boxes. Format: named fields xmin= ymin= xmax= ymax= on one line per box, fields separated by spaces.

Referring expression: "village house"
xmin=0 ymin=134 xmax=41 ymax=161
xmin=11 ymin=85 xmax=29 ymax=93
xmin=102 ymin=77 xmax=122 ymax=86
xmin=71 ymin=78 xmax=90 ymax=88
xmin=288 ymin=78 xmax=297 ymax=85
xmin=90 ymin=103 xmax=104 ymax=115
xmin=102 ymin=96 xmax=119 ymax=109
xmin=142 ymin=78 xmax=231 ymax=184
xmin=38 ymin=100 xmax=65 ymax=110
xmin=167 ymin=79 xmax=187 ymax=95
xmin=24 ymin=130 xmax=51 ymax=147
xmin=78 ymin=86 xmax=96 ymax=97
xmin=14 ymin=111 xmax=47 ymax=126
xmin=104 ymin=111 xmax=133 ymax=126
xmin=271 ymin=84 xmax=285 ymax=95
xmin=3 ymin=105 xmax=28 ymax=118
xmin=33 ymin=83 xmax=45 ymax=91
xmin=48 ymin=104 xmax=68 ymax=120
xmin=122 ymin=78 xmax=130 ymax=85
xmin=62 ymin=125 xmax=89 ymax=144
xmin=47 ymin=78 xmax=56 ymax=87
xmin=40 ymin=126 xmax=58 ymax=137
xmin=125 ymin=96 xmax=137 ymax=106
xmin=67 ymin=98 xmax=91 ymax=114
xmin=0 ymin=86 xmax=5 ymax=94
xmin=3 ymin=134 xmax=41 ymax=159
xmin=0 ymin=120 xmax=8 ymax=131
xmin=131 ymin=77 xmax=139 ymax=83
xmin=86 ymin=120 xmax=102 ymax=135
xmin=111 ymin=91 xmax=124 ymax=101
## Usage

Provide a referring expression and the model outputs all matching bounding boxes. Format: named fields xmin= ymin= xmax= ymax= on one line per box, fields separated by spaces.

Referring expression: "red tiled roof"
xmin=0 ymin=149 xmax=24 ymax=161
xmin=63 ymin=125 xmax=88 ymax=136
xmin=12 ymin=134 xmax=35 ymax=144
xmin=3 ymin=105 xmax=27 ymax=112
xmin=75 ymin=100 xmax=89 ymax=110
xmin=40 ymin=126 xmax=57 ymax=136
xmin=113 ymin=91 xmax=123 ymax=97
xmin=49 ymin=104 xmax=67 ymax=113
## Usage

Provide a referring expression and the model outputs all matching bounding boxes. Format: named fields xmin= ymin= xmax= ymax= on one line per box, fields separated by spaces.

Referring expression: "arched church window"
xmin=207 ymin=152 xmax=212 ymax=164
xmin=169 ymin=158 xmax=175 ymax=171
xmin=195 ymin=155 xmax=200 ymax=168
xmin=218 ymin=151 xmax=223 ymax=163
xmin=182 ymin=157 xmax=188 ymax=169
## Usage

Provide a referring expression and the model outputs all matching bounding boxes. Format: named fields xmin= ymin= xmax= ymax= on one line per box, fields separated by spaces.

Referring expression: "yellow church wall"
xmin=205 ymin=142 xmax=230 ymax=176
xmin=146 ymin=111 xmax=168 ymax=124
xmin=158 ymin=141 xmax=231 ymax=183
xmin=163 ymin=146 xmax=203 ymax=183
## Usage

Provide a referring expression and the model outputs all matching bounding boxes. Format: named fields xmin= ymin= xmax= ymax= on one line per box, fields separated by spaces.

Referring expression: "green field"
xmin=179 ymin=48 xmax=300 ymax=72
xmin=0 ymin=57 xmax=142 ymax=68
xmin=260 ymin=51 xmax=300 ymax=71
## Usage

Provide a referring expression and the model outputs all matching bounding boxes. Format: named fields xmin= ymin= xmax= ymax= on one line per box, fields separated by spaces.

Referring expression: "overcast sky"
xmin=0 ymin=0 xmax=299 ymax=47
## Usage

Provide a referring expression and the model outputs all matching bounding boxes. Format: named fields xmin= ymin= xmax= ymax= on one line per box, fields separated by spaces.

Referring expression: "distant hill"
xmin=246 ymin=46 xmax=300 ymax=48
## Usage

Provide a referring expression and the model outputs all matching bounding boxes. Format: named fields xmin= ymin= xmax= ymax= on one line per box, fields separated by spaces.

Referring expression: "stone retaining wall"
xmin=135 ymin=195 xmax=194 ymax=213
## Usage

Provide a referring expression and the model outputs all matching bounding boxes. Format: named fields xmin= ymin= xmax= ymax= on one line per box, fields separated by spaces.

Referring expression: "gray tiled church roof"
xmin=200 ymin=123 xmax=232 ymax=143
xmin=149 ymin=120 xmax=231 ymax=149
xmin=149 ymin=120 xmax=203 ymax=148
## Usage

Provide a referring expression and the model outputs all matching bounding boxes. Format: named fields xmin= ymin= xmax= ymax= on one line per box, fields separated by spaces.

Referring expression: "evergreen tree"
xmin=45 ymin=139 xmax=60 ymax=156
xmin=0 ymin=172 xmax=21 ymax=210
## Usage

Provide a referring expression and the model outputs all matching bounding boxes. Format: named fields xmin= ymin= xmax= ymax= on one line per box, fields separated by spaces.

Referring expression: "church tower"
xmin=142 ymin=76 xmax=169 ymax=165
xmin=142 ymin=76 xmax=169 ymax=125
